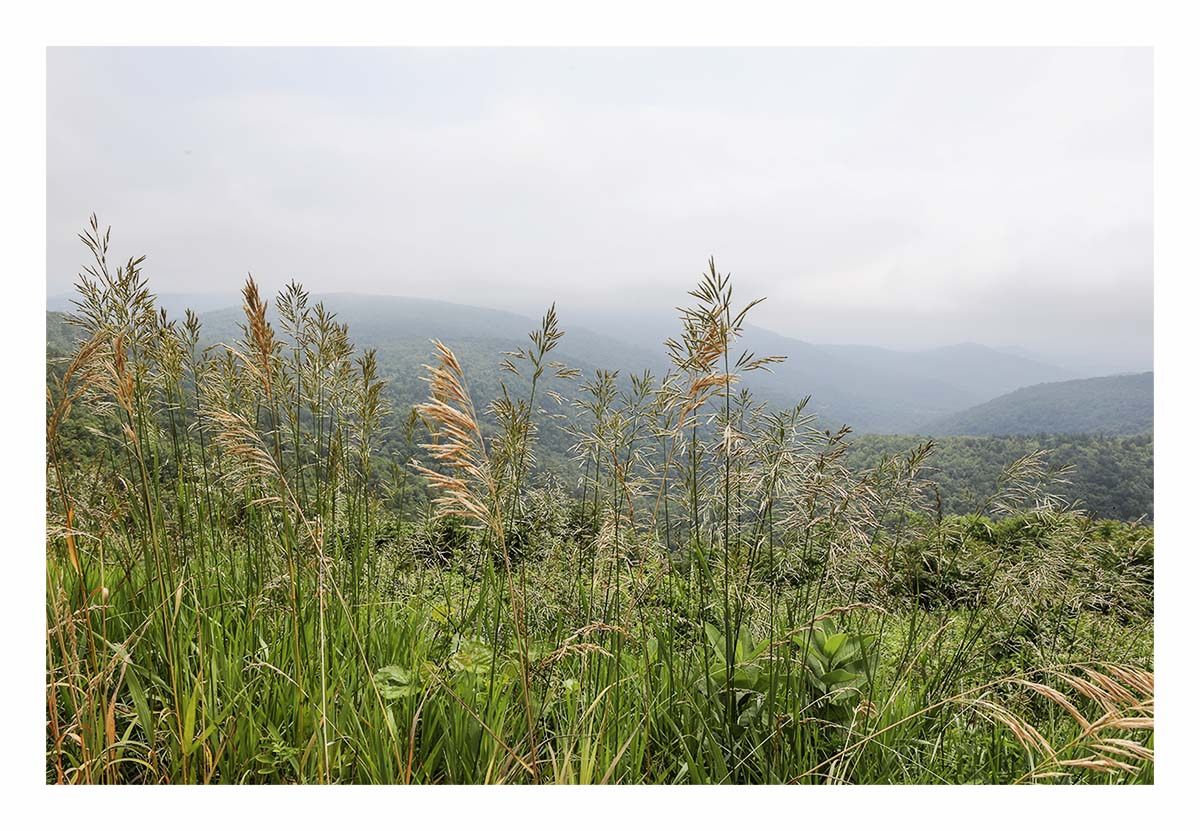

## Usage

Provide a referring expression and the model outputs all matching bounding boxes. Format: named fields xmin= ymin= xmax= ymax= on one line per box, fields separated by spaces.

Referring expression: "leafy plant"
xmin=796 ymin=618 xmax=877 ymax=721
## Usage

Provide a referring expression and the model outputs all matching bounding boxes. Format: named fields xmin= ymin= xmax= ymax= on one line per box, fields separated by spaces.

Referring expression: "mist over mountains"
xmin=924 ymin=372 xmax=1153 ymax=437
xmin=47 ymin=290 xmax=1152 ymax=436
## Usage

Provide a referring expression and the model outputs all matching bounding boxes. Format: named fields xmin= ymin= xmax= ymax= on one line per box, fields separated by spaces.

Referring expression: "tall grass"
xmin=45 ymin=220 xmax=1153 ymax=784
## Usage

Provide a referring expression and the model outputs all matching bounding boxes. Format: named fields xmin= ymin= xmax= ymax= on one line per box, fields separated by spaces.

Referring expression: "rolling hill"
xmin=818 ymin=341 xmax=1076 ymax=402
xmin=740 ymin=329 xmax=1077 ymax=433
xmin=557 ymin=308 xmax=1082 ymax=432
xmin=46 ymin=301 xmax=1154 ymax=520
xmin=924 ymin=372 xmax=1153 ymax=437
xmin=48 ymin=291 xmax=1095 ymax=434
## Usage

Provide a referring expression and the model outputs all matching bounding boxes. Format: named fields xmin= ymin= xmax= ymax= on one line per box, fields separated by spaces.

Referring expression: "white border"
xmin=6 ymin=1 xmax=1194 ymax=825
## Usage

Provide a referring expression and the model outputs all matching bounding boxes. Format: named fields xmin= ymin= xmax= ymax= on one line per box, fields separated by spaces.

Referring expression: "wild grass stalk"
xmin=46 ymin=223 xmax=1154 ymax=785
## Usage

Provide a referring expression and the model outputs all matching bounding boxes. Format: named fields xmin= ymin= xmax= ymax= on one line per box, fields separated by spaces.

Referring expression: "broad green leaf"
xmin=449 ymin=638 xmax=494 ymax=675
xmin=736 ymin=626 xmax=753 ymax=662
xmin=746 ymin=636 xmax=773 ymax=663
xmin=821 ymin=668 xmax=859 ymax=686
xmin=374 ymin=665 xmax=422 ymax=700
xmin=823 ymin=633 xmax=848 ymax=658
xmin=704 ymin=622 xmax=725 ymax=655
xmin=810 ymin=626 xmax=827 ymax=653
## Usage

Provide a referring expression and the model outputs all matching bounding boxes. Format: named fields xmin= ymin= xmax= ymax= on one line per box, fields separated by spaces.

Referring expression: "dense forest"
xmin=46 ymin=224 xmax=1153 ymax=785
xmin=843 ymin=434 xmax=1152 ymax=522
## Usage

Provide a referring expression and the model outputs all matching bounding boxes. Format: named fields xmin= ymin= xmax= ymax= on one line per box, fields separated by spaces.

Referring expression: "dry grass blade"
xmin=1012 ymin=680 xmax=1089 ymax=730
xmin=1011 ymin=664 xmax=1154 ymax=783
xmin=240 ymin=276 xmax=277 ymax=399
xmin=970 ymin=698 xmax=1056 ymax=758
xmin=1081 ymin=667 xmax=1143 ymax=708
xmin=1057 ymin=756 xmax=1138 ymax=774
xmin=410 ymin=340 xmax=497 ymax=531
xmin=205 ymin=407 xmax=284 ymax=492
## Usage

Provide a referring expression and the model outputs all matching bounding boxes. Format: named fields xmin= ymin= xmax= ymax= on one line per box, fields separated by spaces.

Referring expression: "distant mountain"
xmin=47 ymin=291 xmax=242 ymax=317
xmin=993 ymin=344 xmax=1152 ymax=379
xmin=146 ymin=298 xmax=660 ymax=480
xmin=925 ymin=373 xmax=1153 ymax=437
xmin=731 ymin=331 xmax=1086 ymax=433
xmin=735 ymin=327 xmax=976 ymax=433
xmin=819 ymin=342 xmax=1075 ymax=402
xmin=46 ymin=292 xmax=1104 ymax=434
xmin=558 ymin=308 xmax=1082 ymax=432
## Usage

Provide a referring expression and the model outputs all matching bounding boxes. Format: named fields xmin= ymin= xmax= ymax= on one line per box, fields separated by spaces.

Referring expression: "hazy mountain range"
xmin=924 ymin=372 xmax=1153 ymax=437
xmin=47 ymin=291 xmax=1153 ymax=436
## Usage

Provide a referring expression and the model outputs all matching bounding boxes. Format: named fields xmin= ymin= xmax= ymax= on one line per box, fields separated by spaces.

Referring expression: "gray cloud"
xmin=47 ymin=47 xmax=1152 ymax=369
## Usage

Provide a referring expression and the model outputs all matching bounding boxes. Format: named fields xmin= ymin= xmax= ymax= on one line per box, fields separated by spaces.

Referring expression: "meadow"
xmin=46 ymin=220 xmax=1153 ymax=784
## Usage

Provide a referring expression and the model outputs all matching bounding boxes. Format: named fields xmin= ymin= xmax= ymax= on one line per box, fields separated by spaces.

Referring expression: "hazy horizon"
xmin=47 ymin=47 xmax=1152 ymax=371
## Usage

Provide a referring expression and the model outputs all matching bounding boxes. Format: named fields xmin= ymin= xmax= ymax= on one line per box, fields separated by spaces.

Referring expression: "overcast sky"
xmin=47 ymin=48 xmax=1152 ymax=368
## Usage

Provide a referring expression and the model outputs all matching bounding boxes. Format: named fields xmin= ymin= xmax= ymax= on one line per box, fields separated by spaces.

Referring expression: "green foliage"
xmin=926 ymin=372 xmax=1153 ymax=437
xmin=844 ymin=433 xmax=1153 ymax=521
xmin=374 ymin=665 xmax=425 ymax=700
xmin=796 ymin=619 xmax=877 ymax=721
xmin=45 ymin=222 xmax=1153 ymax=786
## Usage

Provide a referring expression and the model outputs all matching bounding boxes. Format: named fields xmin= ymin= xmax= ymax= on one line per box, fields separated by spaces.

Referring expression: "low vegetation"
xmin=46 ymin=221 xmax=1153 ymax=784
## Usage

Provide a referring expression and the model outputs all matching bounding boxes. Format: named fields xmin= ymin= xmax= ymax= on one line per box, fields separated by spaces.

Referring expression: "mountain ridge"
xmin=47 ymin=290 xmax=1102 ymax=434
xmin=924 ymin=372 xmax=1153 ymax=436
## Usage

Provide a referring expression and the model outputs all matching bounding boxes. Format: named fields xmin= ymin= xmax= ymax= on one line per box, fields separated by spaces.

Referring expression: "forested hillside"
xmin=559 ymin=311 xmax=1083 ymax=432
xmin=925 ymin=373 xmax=1153 ymax=436
xmin=844 ymin=433 xmax=1153 ymax=521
